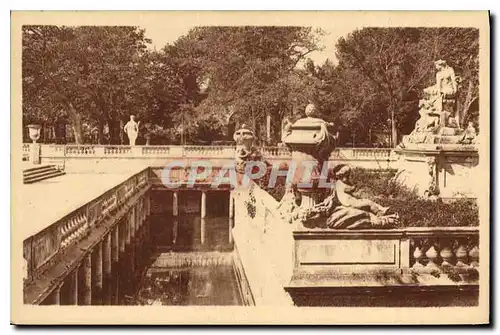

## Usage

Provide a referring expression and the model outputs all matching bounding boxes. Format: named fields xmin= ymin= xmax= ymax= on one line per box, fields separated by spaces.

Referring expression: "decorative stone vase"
xmin=282 ymin=104 xmax=336 ymax=210
xmin=233 ymin=125 xmax=256 ymax=174
xmin=27 ymin=124 xmax=41 ymax=143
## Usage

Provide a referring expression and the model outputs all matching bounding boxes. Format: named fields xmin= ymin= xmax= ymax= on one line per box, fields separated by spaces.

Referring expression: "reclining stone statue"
xmin=278 ymin=165 xmax=399 ymax=229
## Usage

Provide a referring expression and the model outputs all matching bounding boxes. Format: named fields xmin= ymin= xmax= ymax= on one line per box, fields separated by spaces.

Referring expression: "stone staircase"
xmin=23 ymin=165 xmax=65 ymax=184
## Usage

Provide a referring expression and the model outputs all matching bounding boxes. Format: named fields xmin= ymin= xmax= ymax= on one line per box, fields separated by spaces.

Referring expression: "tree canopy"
xmin=22 ymin=25 xmax=479 ymax=146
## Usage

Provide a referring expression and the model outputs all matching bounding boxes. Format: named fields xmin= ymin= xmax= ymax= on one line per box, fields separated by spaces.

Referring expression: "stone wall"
xmin=232 ymin=183 xmax=295 ymax=306
xmin=393 ymin=147 xmax=479 ymax=199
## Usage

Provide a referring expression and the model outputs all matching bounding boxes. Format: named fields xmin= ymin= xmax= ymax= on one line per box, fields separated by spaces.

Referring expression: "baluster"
xmin=68 ymin=218 xmax=77 ymax=244
xmin=455 ymin=240 xmax=469 ymax=267
xmin=60 ymin=224 xmax=69 ymax=248
xmin=412 ymin=240 xmax=425 ymax=269
xmin=67 ymin=219 xmax=77 ymax=245
xmin=439 ymin=239 xmax=454 ymax=268
xmin=468 ymin=245 xmax=479 ymax=268
xmin=425 ymin=239 xmax=441 ymax=270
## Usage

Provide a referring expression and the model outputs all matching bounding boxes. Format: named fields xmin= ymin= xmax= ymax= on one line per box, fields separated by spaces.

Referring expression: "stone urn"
xmin=27 ymin=124 xmax=41 ymax=143
xmin=282 ymin=104 xmax=336 ymax=209
xmin=233 ymin=124 xmax=256 ymax=173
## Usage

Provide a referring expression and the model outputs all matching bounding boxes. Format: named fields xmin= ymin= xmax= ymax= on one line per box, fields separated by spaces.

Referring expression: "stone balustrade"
xmin=292 ymin=227 xmax=479 ymax=273
xmin=407 ymin=227 xmax=479 ymax=271
xmin=141 ymin=145 xmax=171 ymax=156
xmin=64 ymin=144 xmax=96 ymax=156
xmin=261 ymin=146 xmax=291 ymax=157
xmin=23 ymin=168 xmax=151 ymax=284
xmin=103 ymin=145 xmax=132 ymax=156
xmin=24 ymin=144 xmax=397 ymax=172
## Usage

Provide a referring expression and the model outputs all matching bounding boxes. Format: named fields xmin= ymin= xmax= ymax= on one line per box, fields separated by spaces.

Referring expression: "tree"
xmin=22 ymin=25 xmax=152 ymax=144
xmin=331 ymin=27 xmax=479 ymax=146
xmin=167 ymin=26 xmax=325 ymax=143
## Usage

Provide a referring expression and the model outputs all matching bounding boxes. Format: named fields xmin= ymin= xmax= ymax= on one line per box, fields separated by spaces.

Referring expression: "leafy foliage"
xmin=267 ymin=167 xmax=479 ymax=228
xmin=22 ymin=26 xmax=479 ymax=146
xmin=349 ymin=168 xmax=479 ymax=227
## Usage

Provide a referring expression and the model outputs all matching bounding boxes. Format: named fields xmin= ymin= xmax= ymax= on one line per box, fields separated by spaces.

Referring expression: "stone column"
xmin=229 ymin=192 xmax=234 ymax=219
xmin=173 ymin=191 xmax=179 ymax=217
xmin=92 ymin=242 xmax=103 ymax=305
xmin=130 ymin=209 xmax=136 ymax=274
xmin=81 ymin=253 xmax=92 ymax=305
xmin=111 ymin=226 xmax=119 ymax=305
xmin=131 ymin=207 xmax=136 ymax=239
xmin=147 ymin=192 xmax=151 ymax=215
xmin=126 ymin=214 xmax=132 ymax=246
xmin=103 ymin=233 xmax=112 ymax=305
xmin=68 ymin=270 xmax=78 ymax=305
xmin=172 ymin=219 xmax=178 ymax=245
xmin=119 ymin=220 xmax=126 ymax=254
xmin=228 ymin=218 xmax=234 ymax=244
xmin=201 ymin=191 xmax=207 ymax=218
xmin=49 ymin=282 xmax=63 ymax=305
xmin=201 ymin=218 xmax=206 ymax=245
xmin=112 ymin=227 xmax=119 ymax=264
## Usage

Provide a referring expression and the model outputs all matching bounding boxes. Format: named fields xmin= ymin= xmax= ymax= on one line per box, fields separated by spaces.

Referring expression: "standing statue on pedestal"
xmin=400 ymin=59 xmax=475 ymax=147
xmin=423 ymin=59 xmax=458 ymax=128
xmin=124 ymin=115 xmax=139 ymax=146
xmin=424 ymin=59 xmax=458 ymax=98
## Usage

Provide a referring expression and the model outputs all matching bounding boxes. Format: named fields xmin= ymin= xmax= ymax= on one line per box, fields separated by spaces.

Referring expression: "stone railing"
xmin=261 ymin=146 xmax=291 ymax=157
xmin=407 ymin=227 xmax=479 ymax=271
xmin=28 ymin=144 xmax=394 ymax=161
xmin=64 ymin=144 xmax=96 ymax=156
xmin=103 ymin=145 xmax=132 ymax=156
xmin=23 ymin=168 xmax=151 ymax=282
xmin=183 ymin=145 xmax=234 ymax=158
xmin=292 ymin=227 xmax=479 ymax=275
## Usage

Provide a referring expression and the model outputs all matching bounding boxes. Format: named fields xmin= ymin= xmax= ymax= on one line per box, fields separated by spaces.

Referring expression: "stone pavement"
xmin=14 ymin=166 xmax=147 ymax=241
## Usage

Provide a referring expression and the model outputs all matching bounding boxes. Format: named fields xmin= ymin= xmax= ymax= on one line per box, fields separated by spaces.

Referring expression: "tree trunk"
xmin=461 ymin=80 xmax=474 ymax=128
xmin=70 ymin=113 xmax=83 ymax=144
xmin=390 ymin=103 xmax=397 ymax=148
xmin=119 ymin=119 xmax=124 ymax=144
xmin=107 ymin=119 xmax=121 ymax=145
xmin=98 ymin=117 xmax=105 ymax=145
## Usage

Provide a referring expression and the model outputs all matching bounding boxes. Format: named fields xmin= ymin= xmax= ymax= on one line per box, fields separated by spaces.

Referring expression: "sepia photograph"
xmin=10 ymin=10 xmax=490 ymax=325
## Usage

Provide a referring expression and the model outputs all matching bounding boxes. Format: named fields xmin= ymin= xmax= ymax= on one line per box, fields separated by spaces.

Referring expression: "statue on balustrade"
xmin=124 ymin=115 xmax=139 ymax=146
xmin=278 ymin=165 xmax=399 ymax=229
xmin=400 ymin=59 xmax=476 ymax=147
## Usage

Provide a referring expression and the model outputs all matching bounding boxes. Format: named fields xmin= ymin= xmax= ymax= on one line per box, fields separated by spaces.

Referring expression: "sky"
xmin=139 ymin=23 xmax=359 ymax=65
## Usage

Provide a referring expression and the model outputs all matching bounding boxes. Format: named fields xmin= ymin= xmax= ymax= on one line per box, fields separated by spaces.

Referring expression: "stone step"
xmin=24 ymin=170 xmax=65 ymax=184
xmin=22 ymin=165 xmax=54 ymax=175
xmin=23 ymin=166 xmax=60 ymax=179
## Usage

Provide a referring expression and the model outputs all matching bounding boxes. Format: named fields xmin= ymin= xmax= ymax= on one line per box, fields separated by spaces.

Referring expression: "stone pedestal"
xmin=393 ymin=145 xmax=479 ymax=199
xmin=31 ymin=143 xmax=41 ymax=165
xmin=131 ymin=146 xmax=142 ymax=156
